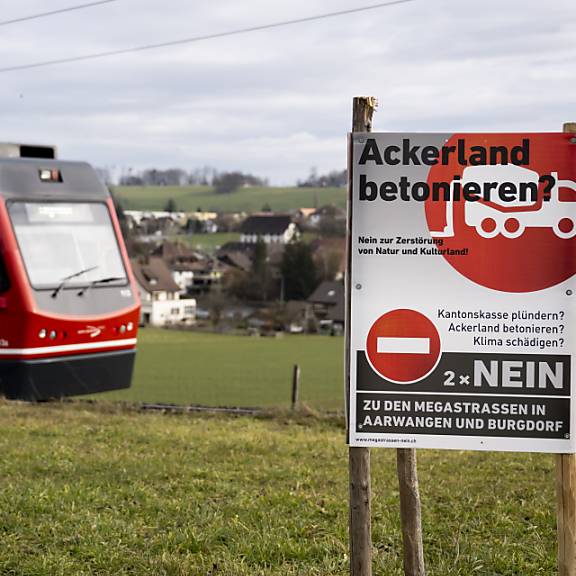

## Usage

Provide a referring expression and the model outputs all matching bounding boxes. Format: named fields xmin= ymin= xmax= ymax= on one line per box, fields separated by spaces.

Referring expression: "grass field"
xmin=115 ymin=185 xmax=346 ymax=213
xmin=97 ymin=328 xmax=345 ymax=411
xmin=169 ymin=232 xmax=241 ymax=252
xmin=170 ymin=231 xmax=319 ymax=253
xmin=0 ymin=401 xmax=558 ymax=575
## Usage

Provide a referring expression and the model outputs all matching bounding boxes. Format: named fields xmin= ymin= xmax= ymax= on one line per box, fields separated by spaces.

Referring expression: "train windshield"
xmin=8 ymin=202 xmax=127 ymax=290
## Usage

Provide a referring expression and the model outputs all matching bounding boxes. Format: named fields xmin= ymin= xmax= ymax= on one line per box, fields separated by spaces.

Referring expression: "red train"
xmin=0 ymin=144 xmax=140 ymax=400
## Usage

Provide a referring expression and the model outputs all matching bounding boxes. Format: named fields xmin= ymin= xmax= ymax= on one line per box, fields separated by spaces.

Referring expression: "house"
xmin=294 ymin=208 xmax=316 ymax=220
xmin=217 ymin=251 xmax=252 ymax=272
xmin=151 ymin=241 xmax=197 ymax=293
xmin=307 ymin=280 xmax=345 ymax=334
xmin=217 ymin=242 xmax=255 ymax=258
xmin=174 ymin=258 xmax=226 ymax=294
xmin=131 ymin=257 xmax=196 ymax=326
xmin=125 ymin=210 xmax=187 ymax=238
xmin=152 ymin=240 xmax=197 ymax=263
xmin=292 ymin=207 xmax=317 ymax=227
xmin=308 ymin=205 xmax=347 ymax=229
xmin=151 ymin=241 xmax=223 ymax=294
xmin=185 ymin=211 xmax=219 ymax=234
xmin=125 ymin=210 xmax=187 ymax=226
xmin=240 ymin=214 xmax=300 ymax=244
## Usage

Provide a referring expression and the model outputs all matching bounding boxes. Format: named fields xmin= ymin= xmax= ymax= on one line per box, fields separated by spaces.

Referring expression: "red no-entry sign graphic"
xmin=365 ymin=309 xmax=441 ymax=383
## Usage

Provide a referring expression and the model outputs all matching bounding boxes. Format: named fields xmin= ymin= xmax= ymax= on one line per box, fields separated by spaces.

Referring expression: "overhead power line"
xmin=0 ymin=0 xmax=120 ymax=28
xmin=0 ymin=0 xmax=415 ymax=74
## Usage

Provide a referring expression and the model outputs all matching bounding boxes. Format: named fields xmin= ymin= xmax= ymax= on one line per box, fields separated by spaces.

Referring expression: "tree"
xmin=119 ymin=173 xmax=143 ymax=186
xmin=280 ymin=242 xmax=317 ymax=300
xmin=224 ymin=240 xmax=275 ymax=302
xmin=314 ymin=245 xmax=344 ymax=282
xmin=212 ymin=172 xmax=246 ymax=194
xmin=94 ymin=166 xmax=111 ymax=185
xmin=297 ymin=168 xmax=346 ymax=188
xmin=318 ymin=215 xmax=346 ymax=237
xmin=108 ymin=187 xmax=129 ymax=240
xmin=251 ymin=239 xmax=271 ymax=301
xmin=188 ymin=166 xmax=215 ymax=186
xmin=212 ymin=171 xmax=267 ymax=194
xmin=206 ymin=289 xmax=228 ymax=327
xmin=164 ymin=198 xmax=177 ymax=213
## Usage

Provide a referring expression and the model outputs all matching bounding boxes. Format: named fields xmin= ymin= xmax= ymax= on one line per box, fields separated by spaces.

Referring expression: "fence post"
xmin=291 ymin=364 xmax=300 ymax=410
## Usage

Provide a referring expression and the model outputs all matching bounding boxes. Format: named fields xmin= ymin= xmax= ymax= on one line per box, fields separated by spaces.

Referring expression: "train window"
xmin=0 ymin=253 xmax=9 ymax=292
xmin=7 ymin=202 xmax=127 ymax=290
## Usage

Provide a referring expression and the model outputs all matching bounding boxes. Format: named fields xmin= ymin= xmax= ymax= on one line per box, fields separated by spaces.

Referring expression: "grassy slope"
xmin=0 ymin=402 xmax=557 ymax=575
xmin=97 ymin=329 xmax=345 ymax=411
xmin=115 ymin=185 xmax=346 ymax=213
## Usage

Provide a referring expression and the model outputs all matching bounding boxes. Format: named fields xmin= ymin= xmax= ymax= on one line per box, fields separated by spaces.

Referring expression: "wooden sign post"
xmin=348 ymin=96 xmax=376 ymax=576
xmin=556 ymin=121 xmax=576 ymax=576
xmin=397 ymin=449 xmax=425 ymax=575
xmin=348 ymin=97 xmax=426 ymax=576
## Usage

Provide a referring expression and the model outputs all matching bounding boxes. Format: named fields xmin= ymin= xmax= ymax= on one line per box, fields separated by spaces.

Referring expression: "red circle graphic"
xmin=425 ymin=133 xmax=576 ymax=292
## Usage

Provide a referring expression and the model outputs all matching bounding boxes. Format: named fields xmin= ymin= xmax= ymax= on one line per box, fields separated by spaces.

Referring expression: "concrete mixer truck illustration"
xmin=430 ymin=164 xmax=576 ymax=240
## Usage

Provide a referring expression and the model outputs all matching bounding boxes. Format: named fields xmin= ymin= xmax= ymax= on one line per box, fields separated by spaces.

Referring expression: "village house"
xmin=308 ymin=204 xmax=346 ymax=229
xmin=152 ymin=240 xmax=228 ymax=295
xmin=184 ymin=211 xmax=219 ymax=234
xmin=130 ymin=257 xmax=196 ymax=326
xmin=240 ymin=214 xmax=300 ymax=244
xmin=307 ymin=280 xmax=345 ymax=334
xmin=124 ymin=210 xmax=187 ymax=238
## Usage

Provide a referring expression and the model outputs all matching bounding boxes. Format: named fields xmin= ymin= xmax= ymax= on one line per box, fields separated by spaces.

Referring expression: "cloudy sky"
xmin=0 ymin=0 xmax=574 ymax=184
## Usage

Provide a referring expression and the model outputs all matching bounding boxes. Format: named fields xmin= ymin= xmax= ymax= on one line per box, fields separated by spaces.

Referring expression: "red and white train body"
xmin=0 ymin=144 xmax=140 ymax=400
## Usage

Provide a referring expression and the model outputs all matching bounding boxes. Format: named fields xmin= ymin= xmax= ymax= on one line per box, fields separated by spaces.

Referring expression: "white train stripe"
xmin=0 ymin=338 xmax=137 ymax=356
xmin=377 ymin=337 xmax=430 ymax=354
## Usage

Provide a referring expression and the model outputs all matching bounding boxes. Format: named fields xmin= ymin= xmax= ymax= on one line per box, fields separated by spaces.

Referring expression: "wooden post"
xmin=348 ymin=97 xmax=426 ymax=575
xmin=397 ymin=449 xmax=426 ymax=575
xmin=557 ymin=453 xmax=576 ymax=575
xmin=291 ymin=364 xmax=300 ymax=410
xmin=348 ymin=96 xmax=377 ymax=576
xmin=556 ymin=121 xmax=576 ymax=576
xmin=349 ymin=446 xmax=372 ymax=576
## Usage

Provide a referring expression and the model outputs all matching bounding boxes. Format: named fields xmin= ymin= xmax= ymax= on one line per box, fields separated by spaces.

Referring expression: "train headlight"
xmin=119 ymin=325 xmax=126 ymax=334
xmin=127 ymin=322 xmax=134 ymax=331
xmin=49 ymin=331 xmax=57 ymax=340
xmin=38 ymin=168 xmax=62 ymax=182
xmin=39 ymin=329 xmax=47 ymax=339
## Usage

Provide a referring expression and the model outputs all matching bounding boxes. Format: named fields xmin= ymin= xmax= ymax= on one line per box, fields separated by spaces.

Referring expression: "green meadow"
xmin=173 ymin=231 xmax=241 ymax=252
xmin=168 ymin=231 xmax=320 ymax=252
xmin=114 ymin=185 xmax=346 ymax=213
xmin=98 ymin=328 xmax=345 ymax=411
xmin=0 ymin=401 xmax=558 ymax=575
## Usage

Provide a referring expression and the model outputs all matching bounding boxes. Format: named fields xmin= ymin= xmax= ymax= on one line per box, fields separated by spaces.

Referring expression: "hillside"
xmin=114 ymin=184 xmax=346 ymax=213
xmin=0 ymin=401 xmax=557 ymax=575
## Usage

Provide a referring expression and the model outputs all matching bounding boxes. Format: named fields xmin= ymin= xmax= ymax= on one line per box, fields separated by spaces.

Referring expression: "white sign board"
xmin=348 ymin=132 xmax=576 ymax=452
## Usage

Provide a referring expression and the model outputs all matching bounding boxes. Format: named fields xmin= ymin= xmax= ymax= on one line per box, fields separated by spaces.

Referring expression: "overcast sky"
xmin=0 ymin=0 xmax=574 ymax=184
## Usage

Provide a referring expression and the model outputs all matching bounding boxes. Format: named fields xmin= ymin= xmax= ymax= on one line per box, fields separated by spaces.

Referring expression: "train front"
xmin=0 ymin=145 xmax=140 ymax=400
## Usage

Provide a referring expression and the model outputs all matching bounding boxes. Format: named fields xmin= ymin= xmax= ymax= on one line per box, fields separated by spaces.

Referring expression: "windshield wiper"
xmin=77 ymin=276 xmax=125 ymax=297
xmin=51 ymin=265 xmax=99 ymax=299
